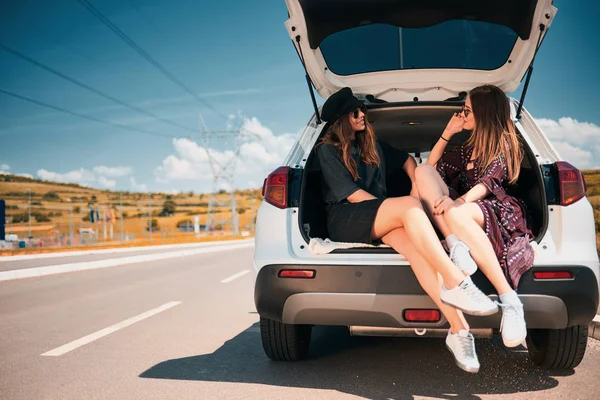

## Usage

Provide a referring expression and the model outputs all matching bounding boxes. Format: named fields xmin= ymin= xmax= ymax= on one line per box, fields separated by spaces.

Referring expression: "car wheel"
xmin=259 ymin=317 xmax=312 ymax=361
xmin=526 ymin=325 xmax=588 ymax=369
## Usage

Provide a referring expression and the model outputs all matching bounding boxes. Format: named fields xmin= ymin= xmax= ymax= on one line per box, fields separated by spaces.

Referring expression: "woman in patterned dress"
xmin=415 ymin=84 xmax=535 ymax=349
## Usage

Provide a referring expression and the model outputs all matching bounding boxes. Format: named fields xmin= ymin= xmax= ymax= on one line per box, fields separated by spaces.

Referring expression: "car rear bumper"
xmin=254 ymin=264 xmax=599 ymax=329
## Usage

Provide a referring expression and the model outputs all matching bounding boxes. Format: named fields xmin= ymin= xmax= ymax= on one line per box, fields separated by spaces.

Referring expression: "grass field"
xmin=582 ymin=169 xmax=600 ymax=252
xmin=0 ymin=175 xmax=261 ymax=254
xmin=2 ymin=169 xmax=599 ymax=254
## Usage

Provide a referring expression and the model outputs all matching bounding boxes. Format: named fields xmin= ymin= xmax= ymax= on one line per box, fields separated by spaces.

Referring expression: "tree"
xmin=32 ymin=212 xmax=50 ymax=222
xmin=12 ymin=213 xmax=29 ymax=223
xmin=188 ymin=190 xmax=194 ymax=197
xmin=160 ymin=200 xmax=176 ymax=216
xmin=42 ymin=191 xmax=60 ymax=201
xmin=146 ymin=218 xmax=159 ymax=231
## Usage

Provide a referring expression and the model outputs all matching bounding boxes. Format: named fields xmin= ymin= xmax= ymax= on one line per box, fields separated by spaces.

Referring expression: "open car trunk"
xmin=298 ymin=103 xmax=548 ymax=250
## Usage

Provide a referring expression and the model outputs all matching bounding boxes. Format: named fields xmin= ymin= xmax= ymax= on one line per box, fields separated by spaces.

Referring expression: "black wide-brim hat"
xmin=321 ymin=87 xmax=364 ymax=123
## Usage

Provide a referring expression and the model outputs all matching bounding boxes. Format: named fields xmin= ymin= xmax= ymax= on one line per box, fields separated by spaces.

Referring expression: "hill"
xmin=0 ymin=173 xmax=262 ymax=247
xmin=1 ymin=169 xmax=599 ymax=252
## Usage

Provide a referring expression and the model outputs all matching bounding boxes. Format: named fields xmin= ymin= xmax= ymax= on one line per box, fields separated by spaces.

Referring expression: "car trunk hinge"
xmin=516 ymin=24 xmax=546 ymax=120
xmin=294 ymin=35 xmax=322 ymax=125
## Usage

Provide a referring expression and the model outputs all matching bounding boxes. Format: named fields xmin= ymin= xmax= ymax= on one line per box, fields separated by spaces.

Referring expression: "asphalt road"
xmin=1 ymin=246 xmax=600 ymax=399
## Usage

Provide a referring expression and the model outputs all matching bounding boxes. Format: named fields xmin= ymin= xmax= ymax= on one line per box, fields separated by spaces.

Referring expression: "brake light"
xmin=555 ymin=162 xmax=586 ymax=206
xmin=278 ymin=269 xmax=315 ymax=279
xmin=263 ymin=166 xmax=289 ymax=209
xmin=533 ymin=271 xmax=573 ymax=280
xmin=404 ymin=309 xmax=441 ymax=322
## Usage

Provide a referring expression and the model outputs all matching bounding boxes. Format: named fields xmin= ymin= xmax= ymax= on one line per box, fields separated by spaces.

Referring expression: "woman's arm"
xmin=427 ymin=113 xmax=465 ymax=166
xmin=347 ymin=189 xmax=377 ymax=203
xmin=457 ymin=183 xmax=490 ymax=203
xmin=402 ymin=155 xmax=419 ymax=197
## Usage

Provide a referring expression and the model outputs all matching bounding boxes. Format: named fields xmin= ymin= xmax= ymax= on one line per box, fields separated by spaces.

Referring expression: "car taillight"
xmin=278 ymin=269 xmax=315 ymax=278
xmin=262 ymin=166 xmax=289 ymax=209
xmin=555 ymin=161 xmax=586 ymax=206
xmin=404 ymin=309 xmax=441 ymax=322
xmin=533 ymin=271 xmax=573 ymax=280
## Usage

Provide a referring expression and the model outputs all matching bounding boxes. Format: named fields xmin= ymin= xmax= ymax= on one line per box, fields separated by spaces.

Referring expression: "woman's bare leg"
xmin=443 ymin=203 xmax=513 ymax=295
xmin=382 ymin=227 xmax=469 ymax=333
xmin=414 ymin=164 xmax=452 ymax=236
xmin=371 ymin=196 xmax=464 ymax=288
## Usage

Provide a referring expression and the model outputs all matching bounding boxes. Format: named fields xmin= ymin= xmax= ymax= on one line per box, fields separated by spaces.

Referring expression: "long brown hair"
xmin=466 ymin=85 xmax=523 ymax=184
xmin=320 ymin=112 xmax=380 ymax=181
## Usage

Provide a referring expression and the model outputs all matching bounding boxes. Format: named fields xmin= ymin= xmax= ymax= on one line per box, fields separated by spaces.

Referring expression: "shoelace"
xmin=457 ymin=333 xmax=476 ymax=359
xmin=498 ymin=302 xmax=524 ymax=331
xmin=462 ymin=282 xmax=489 ymax=304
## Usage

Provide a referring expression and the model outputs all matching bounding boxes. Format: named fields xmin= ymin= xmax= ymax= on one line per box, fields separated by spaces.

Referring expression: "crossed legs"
xmin=382 ymin=227 xmax=469 ymax=333
xmin=414 ymin=164 xmax=513 ymax=295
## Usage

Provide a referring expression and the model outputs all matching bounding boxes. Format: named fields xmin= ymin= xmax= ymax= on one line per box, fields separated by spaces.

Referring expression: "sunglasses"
xmin=351 ymin=105 xmax=368 ymax=119
xmin=462 ymin=105 xmax=472 ymax=117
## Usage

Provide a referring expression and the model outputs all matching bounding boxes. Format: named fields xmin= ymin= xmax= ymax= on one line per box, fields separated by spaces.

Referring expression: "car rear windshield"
xmin=319 ymin=20 xmax=518 ymax=76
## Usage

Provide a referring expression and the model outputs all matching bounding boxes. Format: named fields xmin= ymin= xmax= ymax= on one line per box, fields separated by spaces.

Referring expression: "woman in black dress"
xmin=415 ymin=85 xmax=534 ymax=350
xmin=318 ymin=87 xmax=497 ymax=373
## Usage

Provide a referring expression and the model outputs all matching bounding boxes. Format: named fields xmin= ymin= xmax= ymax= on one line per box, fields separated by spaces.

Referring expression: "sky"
xmin=0 ymin=0 xmax=599 ymax=193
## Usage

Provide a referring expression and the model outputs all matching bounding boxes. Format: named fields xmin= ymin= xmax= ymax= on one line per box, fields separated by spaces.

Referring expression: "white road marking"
xmin=0 ymin=242 xmax=254 ymax=282
xmin=221 ymin=270 xmax=251 ymax=283
xmin=41 ymin=301 xmax=182 ymax=357
xmin=0 ymin=238 xmax=254 ymax=262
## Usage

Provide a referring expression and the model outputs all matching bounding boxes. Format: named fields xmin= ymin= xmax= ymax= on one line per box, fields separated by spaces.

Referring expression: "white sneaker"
xmin=446 ymin=330 xmax=480 ymax=373
xmin=441 ymin=278 xmax=499 ymax=316
xmin=499 ymin=301 xmax=527 ymax=347
xmin=449 ymin=241 xmax=478 ymax=276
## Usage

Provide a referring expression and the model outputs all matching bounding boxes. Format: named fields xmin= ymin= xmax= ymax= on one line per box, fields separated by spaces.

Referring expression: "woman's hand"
xmin=433 ymin=195 xmax=462 ymax=215
xmin=443 ymin=112 xmax=465 ymax=137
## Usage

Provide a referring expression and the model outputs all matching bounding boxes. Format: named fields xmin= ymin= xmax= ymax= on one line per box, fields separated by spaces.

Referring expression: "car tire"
xmin=259 ymin=317 xmax=312 ymax=361
xmin=526 ymin=325 xmax=588 ymax=369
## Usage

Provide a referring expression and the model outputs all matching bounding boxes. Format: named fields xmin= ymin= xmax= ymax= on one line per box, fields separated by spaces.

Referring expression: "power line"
xmin=77 ymin=0 xmax=229 ymax=120
xmin=0 ymin=42 xmax=200 ymax=134
xmin=0 ymin=88 xmax=177 ymax=139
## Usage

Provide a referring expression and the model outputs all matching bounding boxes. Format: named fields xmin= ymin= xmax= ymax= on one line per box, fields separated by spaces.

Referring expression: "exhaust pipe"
xmin=349 ymin=326 xmax=493 ymax=339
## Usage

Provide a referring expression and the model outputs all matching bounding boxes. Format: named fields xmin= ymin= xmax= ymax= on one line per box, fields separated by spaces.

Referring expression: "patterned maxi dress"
xmin=436 ymin=145 xmax=535 ymax=289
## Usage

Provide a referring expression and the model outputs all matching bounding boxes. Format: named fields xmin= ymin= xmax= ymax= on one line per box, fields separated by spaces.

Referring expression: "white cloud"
xmin=0 ymin=165 xmax=33 ymax=178
xmin=98 ymin=176 xmax=116 ymax=189
xmin=153 ymin=117 xmax=295 ymax=191
xmin=535 ymin=117 xmax=600 ymax=169
xmin=93 ymin=166 xmax=133 ymax=177
xmin=36 ymin=166 xmax=130 ymax=189
xmin=129 ymin=177 xmax=148 ymax=192
xmin=37 ymin=168 xmax=96 ymax=184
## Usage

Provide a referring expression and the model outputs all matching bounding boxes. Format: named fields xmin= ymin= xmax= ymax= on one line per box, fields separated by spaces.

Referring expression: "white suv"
xmin=254 ymin=0 xmax=599 ymax=370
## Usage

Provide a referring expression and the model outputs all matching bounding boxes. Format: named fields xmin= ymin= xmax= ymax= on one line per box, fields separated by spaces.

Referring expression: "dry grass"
xmin=1 ymin=176 xmax=261 ymax=253
xmin=0 ymin=234 xmax=249 ymax=256
xmin=583 ymin=170 xmax=600 ymax=256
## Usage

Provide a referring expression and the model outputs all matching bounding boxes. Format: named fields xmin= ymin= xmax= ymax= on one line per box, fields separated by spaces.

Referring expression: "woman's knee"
xmin=415 ymin=164 xmax=436 ymax=181
xmin=443 ymin=204 xmax=472 ymax=225
xmin=383 ymin=196 xmax=423 ymax=211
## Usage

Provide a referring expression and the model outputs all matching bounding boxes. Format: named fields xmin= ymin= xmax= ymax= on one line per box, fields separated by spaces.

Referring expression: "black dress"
xmin=317 ymin=141 xmax=388 ymax=245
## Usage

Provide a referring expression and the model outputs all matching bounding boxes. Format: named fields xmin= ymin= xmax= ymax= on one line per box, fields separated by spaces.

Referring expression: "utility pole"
xmin=26 ymin=188 xmax=31 ymax=238
xmin=68 ymin=200 xmax=74 ymax=246
xmin=199 ymin=114 xmax=257 ymax=238
xmin=103 ymin=206 xmax=107 ymax=241
xmin=119 ymin=191 xmax=124 ymax=243
xmin=148 ymin=196 xmax=152 ymax=242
